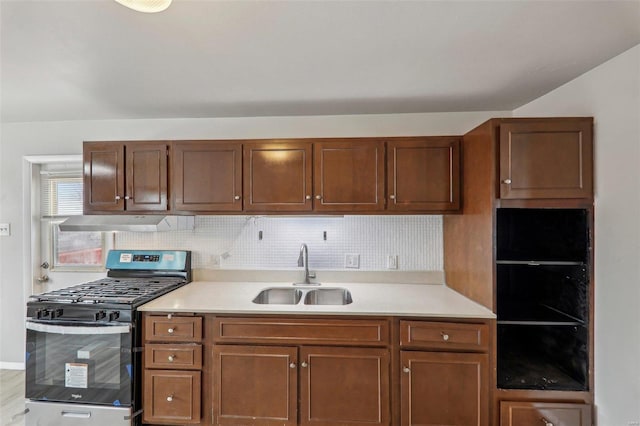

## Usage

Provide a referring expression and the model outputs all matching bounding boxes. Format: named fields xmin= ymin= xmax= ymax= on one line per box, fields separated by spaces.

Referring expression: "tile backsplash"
xmin=115 ymin=215 xmax=442 ymax=271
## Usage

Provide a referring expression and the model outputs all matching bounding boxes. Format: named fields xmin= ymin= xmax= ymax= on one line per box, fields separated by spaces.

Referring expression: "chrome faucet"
xmin=296 ymin=243 xmax=318 ymax=285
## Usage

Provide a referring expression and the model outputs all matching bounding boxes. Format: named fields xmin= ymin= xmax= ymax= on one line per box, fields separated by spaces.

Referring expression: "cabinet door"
xmin=143 ymin=370 xmax=201 ymax=424
xmin=213 ymin=345 xmax=298 ymax=426
xmin=173 ymin=141 xmax=242 ymax=212
xmin=83 ymin=142 xmax=125 ymax=212
xmin=500 ymin=401 xmax=591 ymax=426
xmin=125 ymin=142 xmax=168 ymax=211
xmin=300 ymin=346 xmax=390 ymax=426
xmin=401 ymin=351 xmax=488 ymax=426
xmin=244 ymin=141 xmax=313 ymax=212
xmin=387 ymin=137 xmax=460 ymax=211
xmin=499 ymin=119 xmax=593 ymax=199
xmin=314 ymin=140 xmax=385 ymax=212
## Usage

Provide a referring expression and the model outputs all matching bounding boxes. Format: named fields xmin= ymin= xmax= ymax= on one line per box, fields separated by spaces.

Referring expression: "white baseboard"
xmin=0 ymin=362 xmax=25 ymax=370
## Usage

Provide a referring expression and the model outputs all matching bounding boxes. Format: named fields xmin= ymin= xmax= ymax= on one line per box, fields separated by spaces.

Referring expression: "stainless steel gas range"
xmin=24 ymin=250 xmax=191 ymax=426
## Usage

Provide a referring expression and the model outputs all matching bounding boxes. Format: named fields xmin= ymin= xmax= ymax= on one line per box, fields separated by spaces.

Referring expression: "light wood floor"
xmin=0 ymin=369 xmax=25 ymax=426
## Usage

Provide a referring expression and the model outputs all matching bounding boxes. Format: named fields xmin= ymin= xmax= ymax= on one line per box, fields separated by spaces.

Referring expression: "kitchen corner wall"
xmin=115 ymin=215 xmax=442 ymax=271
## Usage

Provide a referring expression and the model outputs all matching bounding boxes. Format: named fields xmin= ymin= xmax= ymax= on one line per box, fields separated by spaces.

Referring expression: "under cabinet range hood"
xmin=59 ymin=215 xmax=194 ymax=232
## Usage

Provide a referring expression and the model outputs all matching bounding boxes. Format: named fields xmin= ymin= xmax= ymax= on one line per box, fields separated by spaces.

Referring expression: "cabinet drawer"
xmin=500 ymin=401 xmax=591 ymax=426
xmin=400 ymin=320 xmax=489 ymax=352
xmin=143 ymin=370 xmax=201 ymax=424
xmin=145 ymin=344 xmax=202 ymax=370
xmin=145 ymin=316 xmax=203 ymax=342
xmin=213 ymin=317 xmax=390 ymax=346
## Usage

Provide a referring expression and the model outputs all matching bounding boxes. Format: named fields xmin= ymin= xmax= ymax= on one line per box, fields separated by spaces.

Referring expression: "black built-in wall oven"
xmin=25 ymin=250 xmax=191 ymax=425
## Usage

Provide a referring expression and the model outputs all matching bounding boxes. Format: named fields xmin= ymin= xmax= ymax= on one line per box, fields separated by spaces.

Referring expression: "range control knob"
xmin=50 ymin=308 xmax=63 ymax=319
xmin=36 ymin=309 xmax=49 ymax=319
xmin=108 ymin=311 xmax=120 ymax=322
xmin=94 ymin=310 xmax=106 ymax=321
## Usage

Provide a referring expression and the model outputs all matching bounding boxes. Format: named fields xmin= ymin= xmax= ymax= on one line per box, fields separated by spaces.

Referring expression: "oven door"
xmin=26 ymin=320 xmax=133 ymax=406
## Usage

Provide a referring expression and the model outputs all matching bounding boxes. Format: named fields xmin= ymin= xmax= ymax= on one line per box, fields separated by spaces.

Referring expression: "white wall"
xmin=514 ymin=44 xmax=640 ymax=426
xmin=0 ymin=111 xmax=507 ymax=366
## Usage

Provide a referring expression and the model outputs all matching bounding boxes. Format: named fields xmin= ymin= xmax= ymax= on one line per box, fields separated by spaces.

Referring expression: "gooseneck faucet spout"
xmin=296 ymin=243 xmax=318 ymax=285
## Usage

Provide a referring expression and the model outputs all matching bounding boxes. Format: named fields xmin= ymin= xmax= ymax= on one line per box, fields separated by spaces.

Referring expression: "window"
xmin=41 ymin=171 xmax=107 ymax=271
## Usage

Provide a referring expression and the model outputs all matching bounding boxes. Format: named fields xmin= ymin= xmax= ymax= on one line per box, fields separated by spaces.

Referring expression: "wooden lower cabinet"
xmin=500 ymin=401 xmax=591 ymax=426
xmin=300 ymin=346 xmax=390 ymax=426
xmin=213 ymin=345 xmax=390 ymax=426
xmin=143 ymin=370 xmax=201 ymax=424
xmin=213 ymin=345 xmax=298 ymax=426
xmin=400 ymin=351 xmax=489 ymax=426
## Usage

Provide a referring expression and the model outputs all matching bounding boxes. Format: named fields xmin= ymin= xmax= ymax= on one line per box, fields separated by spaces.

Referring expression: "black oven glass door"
xmin=26 ymin=320 xmax=133 ymax=406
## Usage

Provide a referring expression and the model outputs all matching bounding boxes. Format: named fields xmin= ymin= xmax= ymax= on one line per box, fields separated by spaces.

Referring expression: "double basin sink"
xmin=253 ymin=286 xmax=353 ymax=306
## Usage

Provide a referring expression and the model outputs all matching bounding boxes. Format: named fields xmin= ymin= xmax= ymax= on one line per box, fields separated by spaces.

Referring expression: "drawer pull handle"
xmin=540 ymin=418 xmax=553 ymax=426
xmin=301 ymin=361 xmax=308 ymax=368
xmin=289 ymin=362 xmax=296 ymax=369
xmin=441 ymin=332 xmax=450 ymax=341
xmin=167 ymin=314 xmax=173 ymax=319
xmin=166 ymin=395 xmax=174 ymax=402
xmin=168 ymin=355 xmax=175 ymax=362
xmin=167 ymin=328 xmax=175 ymax=334
xmin=402 ymin=366 xmax=410 ymax=373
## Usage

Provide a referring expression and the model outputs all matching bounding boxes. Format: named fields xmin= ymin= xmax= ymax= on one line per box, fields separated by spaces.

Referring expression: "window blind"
xmin=40 ymin=171 xmax=83 ymax=218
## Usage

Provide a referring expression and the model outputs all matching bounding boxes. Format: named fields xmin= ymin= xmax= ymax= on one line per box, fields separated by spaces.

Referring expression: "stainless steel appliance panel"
xmin=25 ymin=401 xmax=132 ymax=425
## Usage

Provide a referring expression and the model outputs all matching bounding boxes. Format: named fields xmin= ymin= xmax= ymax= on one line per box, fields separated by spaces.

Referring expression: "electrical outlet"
xmin=345 ymin=253 xmax=360 ymax=269
xmin=0 ymin=223 xmax=10 ymax=237
xmin=387 ymin=255 xmax=398 ymax=269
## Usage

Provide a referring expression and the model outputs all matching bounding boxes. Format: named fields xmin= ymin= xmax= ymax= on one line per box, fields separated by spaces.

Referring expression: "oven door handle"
xmin=26 ymin=321 xmax=131 ymax=335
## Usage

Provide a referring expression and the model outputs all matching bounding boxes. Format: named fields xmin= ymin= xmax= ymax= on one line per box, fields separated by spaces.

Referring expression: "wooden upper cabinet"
xmin=387 ymin=137 xmax=460 ymax=212
xmin=83 ymin=141 xmax=168 ymax=213
xmin=84 ymin=142 xmax=125 ymax=212
xmin=244 ymin=141 xmax=313 ymax=212
xmin=314 ymin=140 xmax=385 ymax=212
xmin=173 ymin=141 xmax=242 ymax=212
xmin=499 ymin=118 xmax=593 ymax=200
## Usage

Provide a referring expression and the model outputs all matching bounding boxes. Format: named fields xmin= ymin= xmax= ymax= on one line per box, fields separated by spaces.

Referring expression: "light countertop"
xmin=139 ymin=280 xmax=495 ymax=319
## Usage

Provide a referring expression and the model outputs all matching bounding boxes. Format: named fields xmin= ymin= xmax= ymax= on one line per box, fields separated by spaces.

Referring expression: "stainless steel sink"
xmin=252 ymin=288 xmax=303 ymax=305
xmin=252 ymin=287 xmax=353 ymax=305
xmin=303 ymin=288 xmax=353 ymax=305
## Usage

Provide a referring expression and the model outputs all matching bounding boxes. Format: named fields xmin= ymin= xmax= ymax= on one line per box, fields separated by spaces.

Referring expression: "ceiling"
xmin=1 ymin=0 xmax=639 ymax=123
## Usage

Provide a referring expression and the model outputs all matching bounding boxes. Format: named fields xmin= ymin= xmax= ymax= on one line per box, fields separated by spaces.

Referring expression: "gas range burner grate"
xmin=31 ymin=277 xmax=187 ymax=305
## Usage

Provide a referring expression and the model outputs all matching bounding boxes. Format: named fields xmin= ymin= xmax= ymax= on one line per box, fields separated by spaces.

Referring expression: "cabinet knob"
xmin=168 ymin=355 xmax=175 ymax=362
xmin=289 ymin=362 xmax=296 ymax=369
xmin=441 ymin=332 xmax=450 ymax=341
xmin=540 ymin=418 xmax=553 ymax=426
xmin=234 ymin=195 xmax=241 ymax=200
xmin=502 ymin=179 xmax=512 ymax=184
xmin=166 ymin=395 xmax=173 ymax=402
xmin=389 ymin=195 xmax=396 ymax=200
xmin=306 ymin=195 xmax=311 ymax=200
xmin=403 ymin=366 xmax=410 ymax=373
xmin=167 ymin=328 xmax=174 ymax=334
xmin=301 ymin=361 xmax=308 ymax=368
xmin=115 ymin=195 xmax=121 ymax=201
xmin=124 ymin=196 xmax=131 ymax=200
xmin=315 ymin=195 xmax=322 ymax=200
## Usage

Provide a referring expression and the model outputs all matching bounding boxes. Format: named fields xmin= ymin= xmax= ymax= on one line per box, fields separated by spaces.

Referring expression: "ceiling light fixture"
xmin=114 ymin=0 xmax=172 ymax=13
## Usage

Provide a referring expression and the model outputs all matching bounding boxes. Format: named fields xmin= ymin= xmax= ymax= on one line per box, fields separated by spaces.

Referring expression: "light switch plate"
xmin=0 ymin=223 xmax=10 ymax=236
xmin=345 ymin=253 xmax=360 ymax=269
